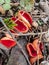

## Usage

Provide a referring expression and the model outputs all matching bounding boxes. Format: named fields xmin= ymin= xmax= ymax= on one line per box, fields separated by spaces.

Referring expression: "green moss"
xmin=5 ymin=0 xmax=11 ymax=3
xmin=20 ymin=0 xmax=34 ymax=12
xmin=3 ymin=4 xmax=11 ymax=10
xmin=0 ymin=0 xmax=4 ymax=4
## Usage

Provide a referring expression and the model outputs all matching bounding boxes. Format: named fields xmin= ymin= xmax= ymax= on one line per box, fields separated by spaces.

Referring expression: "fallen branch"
xmin=13 ymin=31 xmax=47 ymax=36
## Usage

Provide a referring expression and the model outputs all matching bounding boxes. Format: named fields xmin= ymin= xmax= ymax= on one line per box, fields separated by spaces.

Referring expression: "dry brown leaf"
xmin=0 ymin=6 xmax=5 ymax=14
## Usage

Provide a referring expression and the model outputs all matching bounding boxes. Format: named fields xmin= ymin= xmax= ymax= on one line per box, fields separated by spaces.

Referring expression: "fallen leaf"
xmin=0 ymin=6 xmax=5 ymax=14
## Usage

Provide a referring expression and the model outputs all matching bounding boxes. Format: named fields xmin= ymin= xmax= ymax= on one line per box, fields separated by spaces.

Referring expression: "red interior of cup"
xmin=19 ymin=10 xmax=32 ymax=24
xmin=1 ymin=38 xmax=16 ymax=48
xmin=29 ymin=44 xmax=37 ymax=57
xmin=14 ymin=19 xmax=28 ymax=33
xmin=11 ymin=17 xmax=28 ymax=33
xmin=39 ymin=42 xmax=44 ymax=51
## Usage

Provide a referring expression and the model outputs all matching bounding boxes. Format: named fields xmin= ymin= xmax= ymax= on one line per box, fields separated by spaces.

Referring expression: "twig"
xmin=39 ymin=28 xmax=42 ymax=41
xmin=32 ymin=12 xmax=46 ymax=15
xmin=0 ymin=15 xmax=12 ymax=17
xmin=13 ymin=32 xmax=47 ymax=36
xmin=37 ymin=29 xmax=42 ymax=65
xmin=10 ymin=3 xmax=19 ymax=6
xmin=33 ymin=15 xmax=46 ymax=18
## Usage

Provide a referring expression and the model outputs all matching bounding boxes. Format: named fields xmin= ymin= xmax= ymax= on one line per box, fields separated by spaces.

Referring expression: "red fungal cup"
xmin=0 ymin=37 xmax=16 ymax=48
xmin=18 ymin=10 xmax=32 ymax=28
xmin=11 ymin=17 xmax=29 ymax=33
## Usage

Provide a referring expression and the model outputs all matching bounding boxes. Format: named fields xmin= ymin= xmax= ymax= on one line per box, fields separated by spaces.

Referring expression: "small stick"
xmin=32 ymin=12 xmax=46 ymax=15
xmin=10 ymin=3 xmax=19 ymax=6
xmin=37 ymin=29 xmax=42 ymax=65
xmin=9 ymin=10 xmax=13 ymax=16
xmin=33 ymin=15 xmax=46 ymax=18
xmin=13 ymin=31 xmax=47 ymax=36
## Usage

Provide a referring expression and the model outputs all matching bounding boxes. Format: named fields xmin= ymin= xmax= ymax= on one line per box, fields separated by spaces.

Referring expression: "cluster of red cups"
xmin=0 ymin=10 xmax=33 ymax=49
xmin=11 ymin=10 xmax=32 ymax=33
xmin=26 ymin=38 xmax=44 ymax=64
